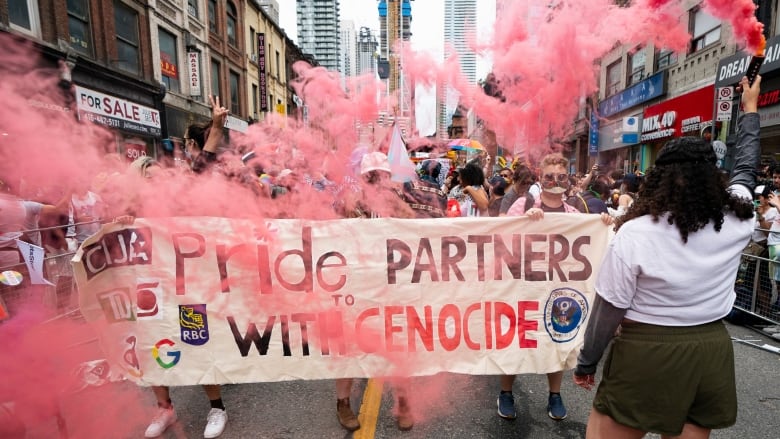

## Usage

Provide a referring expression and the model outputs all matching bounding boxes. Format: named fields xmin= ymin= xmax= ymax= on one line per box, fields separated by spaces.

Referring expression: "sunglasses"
xmin=542 ymin=173 xmax=569 ymax=184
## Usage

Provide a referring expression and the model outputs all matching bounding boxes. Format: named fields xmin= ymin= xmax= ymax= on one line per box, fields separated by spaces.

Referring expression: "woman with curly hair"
xmin=573 ymin=75 xmax=761 ymax=439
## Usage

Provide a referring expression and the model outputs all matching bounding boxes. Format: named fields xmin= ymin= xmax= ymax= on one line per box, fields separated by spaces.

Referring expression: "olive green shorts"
xmin=593 ymin=320 xmax=736 ymax=436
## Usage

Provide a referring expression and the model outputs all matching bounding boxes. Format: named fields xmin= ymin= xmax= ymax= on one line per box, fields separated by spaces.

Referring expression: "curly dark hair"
xmin=615 ymin=137 xmax=754 ymax=243
xmin=459 ymin=162 xmax=485 ymax=186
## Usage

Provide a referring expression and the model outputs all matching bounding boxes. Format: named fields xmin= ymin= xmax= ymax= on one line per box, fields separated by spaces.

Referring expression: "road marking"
xmin=354 ymin=378 xmax=384 ymax=439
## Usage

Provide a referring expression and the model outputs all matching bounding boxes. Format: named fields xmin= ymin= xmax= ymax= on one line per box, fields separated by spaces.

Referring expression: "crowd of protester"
xmin=0 ymin=75 xmax=766 ymax=438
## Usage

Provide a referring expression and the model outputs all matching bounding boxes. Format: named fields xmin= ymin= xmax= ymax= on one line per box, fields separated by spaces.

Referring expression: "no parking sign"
xmin=717 ymin=87 xmax=733 ymax=121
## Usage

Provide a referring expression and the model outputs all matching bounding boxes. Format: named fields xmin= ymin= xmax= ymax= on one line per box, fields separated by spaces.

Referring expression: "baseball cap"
xmin=360 ymin=152 xmax=392 ymax=175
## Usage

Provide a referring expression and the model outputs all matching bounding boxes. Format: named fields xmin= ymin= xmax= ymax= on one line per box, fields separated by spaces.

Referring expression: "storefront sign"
xmin=75 ymin=85 xmax=161 ymax=137
xmin=258 ymin=33 xmax=268 ymax=112
xmin=588 ymin=112 xmax=599 ymax=155
xmin=641 ymin=85 xmax=713 ymax=142
xmin=597 ymin=114 xmax=643 ymax=152
xmin=598 ymin=71 xmax=666 ymax=118
xmin=759 ymin=105 xmax=780 ymax=127
xmin=188 ymin=52 xmax=201 ymax=96
xmin=161 ymin=53 xmax=178 ymax=78
xmin=715 ymin=35 xmax=780 ymax=87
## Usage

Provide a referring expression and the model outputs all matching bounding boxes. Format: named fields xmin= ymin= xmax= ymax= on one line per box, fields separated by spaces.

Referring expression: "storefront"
xmin=596 ymin=114 xmax=644 ymax=173
xmin=641 ymin=84 xmax=716 ymax=166
xmin=715 ymin=34 xmax=780 ymax=166
xmin=74 ymin=85 xmax=162 ymax=162
xmin=595 ymin=71 xmax=667 ymax=173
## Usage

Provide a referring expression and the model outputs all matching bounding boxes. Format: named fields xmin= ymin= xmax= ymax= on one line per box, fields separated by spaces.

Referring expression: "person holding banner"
xmin=335 ymin=151 xmax=414 ymax=431
xmin=144 ymin=96 xmax=230 ymax=439
xmin=573 ymin=75 xmax=761 ymax=438
xmin=500 ymin=153 xmax=613 ymax=422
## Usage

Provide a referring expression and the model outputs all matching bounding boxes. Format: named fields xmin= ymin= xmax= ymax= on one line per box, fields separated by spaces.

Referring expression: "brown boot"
xmin=337 ymin=398 xmax=360 ymax=431
xmin=396 ymin=397 xmax=414 ymax=431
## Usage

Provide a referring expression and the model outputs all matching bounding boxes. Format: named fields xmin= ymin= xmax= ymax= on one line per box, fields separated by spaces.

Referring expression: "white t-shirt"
xmin=767 ymin=206 xmax=780 ymax=245
xmin=756 ymin=207 xmax=777 ymax=244
xmin=595 ymin=184 xmax=754 ymax=326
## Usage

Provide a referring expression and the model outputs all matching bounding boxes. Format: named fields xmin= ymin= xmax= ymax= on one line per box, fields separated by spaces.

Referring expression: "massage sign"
xmin=72 ymin=216 xmax=611 ymax=385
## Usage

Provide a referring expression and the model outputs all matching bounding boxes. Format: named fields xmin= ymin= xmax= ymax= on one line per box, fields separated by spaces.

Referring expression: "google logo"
xmin=152 ymin=339 xmax=181 ymax=369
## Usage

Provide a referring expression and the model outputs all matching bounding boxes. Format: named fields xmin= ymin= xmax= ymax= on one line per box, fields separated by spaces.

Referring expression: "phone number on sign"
xmin=81 ymin=112 xmax=121 ymax=129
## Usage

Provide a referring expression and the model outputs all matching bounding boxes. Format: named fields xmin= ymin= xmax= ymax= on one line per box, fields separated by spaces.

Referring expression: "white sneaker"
xmin=144 ymin=406 xmax=177 ymax=438
xmin=203 ymin=408 xmax=227 ymax=438
xmin=763 ymin=325 xmax=780 ymax=334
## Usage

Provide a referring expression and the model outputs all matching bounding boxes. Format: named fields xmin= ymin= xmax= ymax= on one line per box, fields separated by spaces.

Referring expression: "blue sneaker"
xmin=497 ymin=392 xmax=516 ymax=420
xmin=547 ymin=393 xmax=567 ymax=420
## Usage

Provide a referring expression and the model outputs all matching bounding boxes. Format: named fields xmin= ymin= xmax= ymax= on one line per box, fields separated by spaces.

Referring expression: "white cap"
xmin=360 ymin=152 xmax=391 ymax=175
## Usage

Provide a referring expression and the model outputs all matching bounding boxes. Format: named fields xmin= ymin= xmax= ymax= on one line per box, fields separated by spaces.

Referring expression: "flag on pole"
xmin=15 ymin=240 xmax=54 ymax=285
xmin=387 ymin=124 xmax=417 ymax=183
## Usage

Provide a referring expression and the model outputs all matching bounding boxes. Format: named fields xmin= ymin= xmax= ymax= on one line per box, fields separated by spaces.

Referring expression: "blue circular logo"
xmin=543 ymin=288 xmax=589 ymax=343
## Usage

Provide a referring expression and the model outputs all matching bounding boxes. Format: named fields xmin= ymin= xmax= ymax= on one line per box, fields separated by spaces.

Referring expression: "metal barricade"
xmin=0 ymin=250 xmax=80 ymax=321
xmin=734 ymin=251 xmax=779 ymax=324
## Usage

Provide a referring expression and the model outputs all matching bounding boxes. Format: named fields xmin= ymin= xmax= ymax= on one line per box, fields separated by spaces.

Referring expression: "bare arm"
xmin=202 ymin=95 xmax=229 ymax=154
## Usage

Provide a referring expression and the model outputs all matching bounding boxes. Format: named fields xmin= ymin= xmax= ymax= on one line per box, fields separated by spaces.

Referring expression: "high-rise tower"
xmin=378 ymin=0 xmax=414 ymax=134
xmin=340 ymin=20 xmax=357 ymax=86
xmin=296 ymin=0 xmax=341 ymax=72
xmin=438 ymin=0 xmax=477 ymax=139
xmin=356 ymin=26 xmax=379 ymax=77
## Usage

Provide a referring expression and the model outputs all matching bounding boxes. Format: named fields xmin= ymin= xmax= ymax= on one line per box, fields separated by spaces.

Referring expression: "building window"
xmin=159 ymin=28 xmax=180 ymax=93
xmin=67 ymin=0 xmax=93 ymax=56
xmin=606 ymin=61 xmax=621 ymax=96
xmin=690 ymin=8 xmax=720 ymax=53
xmin=188 ymin=0 xmax=198 ymax=19
xmin=229 ymin=71 xmax=240 ymax=114
xmin=250 ymin=27 xmax=256 ymax=54
xmin=276 ymin=51 xmax=281 ymax=80
xmin=211 ymin=59 xmax=221 ymax=99
xmin=226 ymin=1 xmax=238 ymax=47
xmin=208 ymin=0 xmax=217 ymax=34
xmin=114 ymin=1 xmax=140 ymax=75
xmin=655 ymin=48 xmax=678 ymax=70
xmin=9 ymin=0 xmax=40 ymax=36
xmin=626 ymin=47 xmax=645 ymax=86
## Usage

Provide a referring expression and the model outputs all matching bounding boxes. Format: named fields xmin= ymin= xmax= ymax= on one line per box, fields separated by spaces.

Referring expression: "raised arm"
xmin=730 ymin=75 xmax=761 ymax=191
xmin=202 ymin=95 xmax=229 ymax=154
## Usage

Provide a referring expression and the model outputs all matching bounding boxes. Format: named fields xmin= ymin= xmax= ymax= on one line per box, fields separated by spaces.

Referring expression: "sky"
xmin=278 ymin=0 xmax=496 ymax=136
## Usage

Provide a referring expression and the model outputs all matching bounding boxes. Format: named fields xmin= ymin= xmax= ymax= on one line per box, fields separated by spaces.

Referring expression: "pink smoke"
xmin=704 ymin=0 xmax=765 ymax=54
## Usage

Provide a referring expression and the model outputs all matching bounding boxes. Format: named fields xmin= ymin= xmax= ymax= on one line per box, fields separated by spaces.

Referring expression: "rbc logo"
xmin=179 ymin=304 xmax=209 ymax=346
xmin=152 ymin=339 xmax=181 ymax=369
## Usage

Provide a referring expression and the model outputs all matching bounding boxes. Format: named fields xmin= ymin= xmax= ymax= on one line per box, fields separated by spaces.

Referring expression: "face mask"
xmin=543 ymin=186 xmax=567 ymax=195
xmin=540 ymin=172 xmax=569 ymax=195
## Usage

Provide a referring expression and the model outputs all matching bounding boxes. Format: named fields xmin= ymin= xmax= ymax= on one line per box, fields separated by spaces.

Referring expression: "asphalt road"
xmin=24 ymin=321 xmax=780 ymax=439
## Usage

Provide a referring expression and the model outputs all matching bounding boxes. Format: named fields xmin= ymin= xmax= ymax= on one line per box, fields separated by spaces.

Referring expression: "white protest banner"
xmin=16 ymin=240 xmax=53 ymax=285
xmin=72 ymin=216 xmax=610 ymax=386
